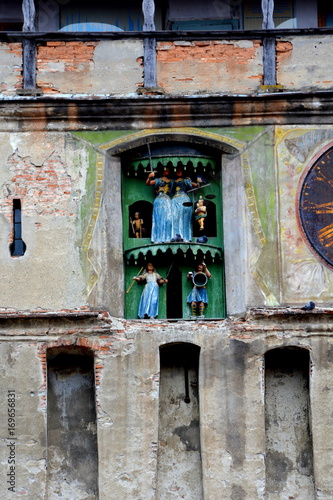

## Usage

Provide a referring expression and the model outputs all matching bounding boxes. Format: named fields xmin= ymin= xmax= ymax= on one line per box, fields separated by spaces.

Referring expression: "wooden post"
xmin=261 ymin=0 xmax=276 ymax=85
xmin=142 ymin=0 xmax=157 ymax=88
xmin=22 ymin=0 xmax=36 ymax=90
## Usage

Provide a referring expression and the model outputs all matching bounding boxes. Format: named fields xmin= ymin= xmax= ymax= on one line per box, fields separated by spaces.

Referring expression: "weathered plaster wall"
xmin=277 ymin=37 xmax=333 ymax=91
xmin=2 ymin=35 xmax=333 ymax=98
xmin=156 ymin=40 xmax=263 ymax=95
xmin=0 ymin=312 xmax=331 ymax=499
xmin=0 ymin=341 xmax=46 ymax=498
xmin=0 ymin=132 xmax=87 ymax=310
xmin=0 ymin=43 xmax=22 ymax=94
xmin=36 ymin=40 xmax=143 ymax=95
xmin=2 ymin=125 xmax=333 ymax=314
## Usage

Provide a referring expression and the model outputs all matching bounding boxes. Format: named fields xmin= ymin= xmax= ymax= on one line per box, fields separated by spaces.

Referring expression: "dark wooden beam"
xmin=22 ymin=0 xmax=36 ymax=89
xmin=1 ymin=27 xmax=332 ymax=43
xmin=142 ymin=0 xmax=157 ymax=88
xmin=262 ymin=0 xmax=276 ymax=85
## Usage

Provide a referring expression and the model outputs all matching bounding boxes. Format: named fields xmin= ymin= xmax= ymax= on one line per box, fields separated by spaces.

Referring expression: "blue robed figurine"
xmin=146 ymin=168 xmax=174 ymax=243
xmin=134 ymin=263 xmax=168 ymax=319
xmin=187 ymin=262 xmax=211 ymax=319
xmin=171 ymin=167 xmax=201 ymax=242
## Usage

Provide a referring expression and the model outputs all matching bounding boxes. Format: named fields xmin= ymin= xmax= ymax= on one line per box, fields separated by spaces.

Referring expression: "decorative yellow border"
xmin=99 ymin=127 xmax=245 ymax=152
xmin=242 ymin=151 xmax=266 ymax=247
xmin=82 ymin=153 xmax=105 ymax=296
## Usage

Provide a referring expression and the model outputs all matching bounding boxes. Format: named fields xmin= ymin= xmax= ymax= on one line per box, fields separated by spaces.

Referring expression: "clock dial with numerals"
xmin=299 ymin=147 xmax=333 ymax=267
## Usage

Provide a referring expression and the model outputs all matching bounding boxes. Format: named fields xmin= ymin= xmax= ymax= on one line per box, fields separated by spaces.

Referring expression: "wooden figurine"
xmin=171 ymin=167 xmax=201 ymax=242
xmin=146 ymin=168 xmax=174 ymax=243
xmin=131 ymin=212 xmax=145 ymax=238
xmin=195 ymin=196 xmax=207 ymax=231
xmin=187 ymin=262 xmax=211 ymax=318
xmin=134 ymin=263 xmax=168 ymax=319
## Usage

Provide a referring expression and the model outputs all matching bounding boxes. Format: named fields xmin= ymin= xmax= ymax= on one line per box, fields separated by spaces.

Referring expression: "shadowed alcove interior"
xmin=157 ymin=342 xmax=203 ymax=499
xmin=265 ymin=347 xmax=315 ymax=499
xmin=47 ymin=346 xmax=98 ymax=499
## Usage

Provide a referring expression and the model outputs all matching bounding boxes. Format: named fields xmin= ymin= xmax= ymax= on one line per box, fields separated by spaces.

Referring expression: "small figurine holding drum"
xmin=187 ymin=262 xmax=211 ymax=319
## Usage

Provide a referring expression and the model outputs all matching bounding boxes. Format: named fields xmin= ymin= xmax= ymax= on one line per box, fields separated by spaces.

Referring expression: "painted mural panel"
xmin=277 ymin=126 xmax=333 ymax=304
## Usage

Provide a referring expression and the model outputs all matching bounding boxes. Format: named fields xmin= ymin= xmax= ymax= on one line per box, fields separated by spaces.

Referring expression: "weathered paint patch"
xmin=0 ymin=43 xmax=22 ymax=94
xmin=277 ymin=36 xmax=333 ymax=91
xmin=157 ymin=40 xmax=263 ymax=95
xmin=36 ymin=40 xmax=143 ymax=95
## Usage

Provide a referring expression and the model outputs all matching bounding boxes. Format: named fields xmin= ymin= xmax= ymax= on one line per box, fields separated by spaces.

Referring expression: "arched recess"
xmin=99 ymin=128 xmax=244 ymax=319
xmin=128 ymin=200 xmax=153 ymax=238
xmin=157 ymin=342 xmax=202 ymax=500
xmin=47 ymin=346 xmax=98 ymax=499
xmin=265 ymin=347 xmax=315 ymax=499
xmin=104 ymin=129 xmax=240 ymax=157
xmin=193 ymin=200 xmax=217 ymax=238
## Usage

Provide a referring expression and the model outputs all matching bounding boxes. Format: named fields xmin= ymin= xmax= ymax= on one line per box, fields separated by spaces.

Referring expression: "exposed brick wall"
xmin=157 ymin=40 xmax=262 ymax=94
xmin=0 ymin=151 xmax=72 ymax=243
xmin=37 ymin=41 xmax=98 ymax=93
xmin=276 ymin=40 xmax=293 ymax=64
xmin=36 ymin=331 xmax=132 ymax=416
xmin=157 ymin=40 xmax=261 ymax=63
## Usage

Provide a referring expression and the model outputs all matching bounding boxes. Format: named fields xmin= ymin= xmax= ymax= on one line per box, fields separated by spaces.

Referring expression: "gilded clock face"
xmin=299 ymin=147 xmax=333 ymax=267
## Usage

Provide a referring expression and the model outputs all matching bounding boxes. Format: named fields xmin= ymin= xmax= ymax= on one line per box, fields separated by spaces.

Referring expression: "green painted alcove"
xmin=122 ymin=142 xmax=226 ymax=320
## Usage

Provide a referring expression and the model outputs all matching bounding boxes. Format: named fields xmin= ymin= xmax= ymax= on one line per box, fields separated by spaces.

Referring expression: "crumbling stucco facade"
xmin=1 ymin=1 xmax=333 ymax=499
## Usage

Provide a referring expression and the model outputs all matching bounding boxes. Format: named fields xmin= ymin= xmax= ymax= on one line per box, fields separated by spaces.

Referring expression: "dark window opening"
xmin=0 ymin=22 xmax=22 ymax=31
xmin=0 ymin=0 xmax=23 ymax=31
xmin=318 ymin=1 xmax=333 ymax=27
xmin=58 ymin=0 xmax=143 ymax=31
xmin=10 ymin=199 xmax=26 ymax=257
xmin=166 ymin=264 xmax=182 ymax=319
